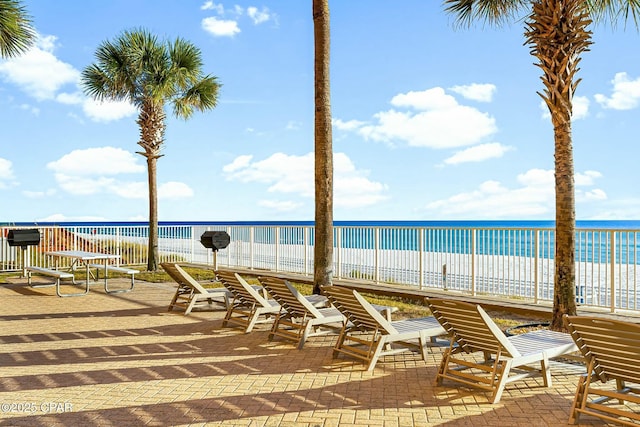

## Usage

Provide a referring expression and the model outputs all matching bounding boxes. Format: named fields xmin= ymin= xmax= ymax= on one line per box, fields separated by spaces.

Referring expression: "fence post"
xmin=534 ymin=230 xmax=539 ymax=304
xmin=275 ymin=227 xmax=280 ymax=272
xmin=374 ymin=227 xmax=380 ymax=283
xmin=304 ymin=226 xmax=309 ymax=276
xmin=190 ymin=226 xmax=195 ymax=263
xmin=249 ymin=226 xmax=254 ymax=269
xmin=471 ymin=228 xmax=476 ymax=296
xmin=610 ymin=231 xmax=616 ymax=313
xmin=419 ymin=228 xmax=424 ymax=289
xmin=335 ymin=226 xmax=341 ymax=280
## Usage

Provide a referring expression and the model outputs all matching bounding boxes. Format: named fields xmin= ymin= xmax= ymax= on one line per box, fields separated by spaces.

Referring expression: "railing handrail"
xmin=2 ymin=223 xmax=639 ymax=314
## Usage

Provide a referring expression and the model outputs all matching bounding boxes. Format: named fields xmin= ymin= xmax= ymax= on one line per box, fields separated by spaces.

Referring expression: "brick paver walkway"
xmin=0 ymin=278 xmax=617 ymax=426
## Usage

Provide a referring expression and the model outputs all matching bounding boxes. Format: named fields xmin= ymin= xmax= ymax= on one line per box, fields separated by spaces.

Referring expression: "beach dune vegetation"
xmin=81 ymin=29 xmax=220 ymax=272
xmin=443 ymin=0 xmax=640 ymax=331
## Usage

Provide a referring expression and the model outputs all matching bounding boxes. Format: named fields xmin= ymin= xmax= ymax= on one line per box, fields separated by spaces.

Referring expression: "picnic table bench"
xmin=25 ymin=266 xmax=75 ymax=295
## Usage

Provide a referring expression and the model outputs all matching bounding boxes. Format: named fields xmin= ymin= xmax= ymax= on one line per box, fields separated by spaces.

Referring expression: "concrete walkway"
xmin=0 ymin=277 xmax=617 ymax=426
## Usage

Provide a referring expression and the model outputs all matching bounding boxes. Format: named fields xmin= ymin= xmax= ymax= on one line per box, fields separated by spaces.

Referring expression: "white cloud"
xmin=0 ymin=158 xmax=16 ymax=189
xmin=110 ymin=181 xmax=194 ymax=199
xmin=0 ymin=33 xmax=136 ymax=123
xmin=19 ymin=103 xmax=39 ymax=115
xmin=201 ymin=1 xmax=224 ymax=14
xmin=579 ymin=188 xmax=607 ymax=201
xmin=449 ymin=83 xmax=496 ymax=102
xmin=540 ymin=95 xmax=589 ymax=121
xmin=247 ymin=6 xmax=271 ymax=24
xmin=443 ymin=142 xmax=513 ymax=165
xmin=285 ymin=120 xmax=302 ymax=130
xmin=46 ymin=147 xmax=193 ymax=200
xmin=575 ymin=170 xmax=602 ymax=186
xmin=223 ymin=152 xmax=388 ymax=209
xmin=37 ymin=213 xmax=107 ymax=222
xmin=222 ymin=154 xmax=253 ymax=173
xmin=158 ymin=181 xmax=194 ymax=199
xmin=111 ymin=181 xmax=146 ymax=199
xmin=258 ymin=199 xmax=302 ymax=211
xmin=22 ymin=189 xmax=56 ymax=198
xmin=56 ymin=91 xmax=83 ymax=105
xmin=0 ymin=34 xmax=79 ymax=100
xmin=390 ymin=87 xmax=458 ymax=110
xmin=333 ymin=118 xmax=367 ymax=131
xmin=573 ymin=96 xmax=590 ymax=120
xmin=423 ymin=168 xmax=605 ymax=219
xmin=595 ymin=72 xmax=640 ymax=110
xmin=202 ymin=17 xmax=241 ymax=37
xmin=337 ymin=87 xmax=497 ymax=149
xmin=82 ymin=98 xmax=137 ymax=122
xmin=0 ymin=158 xmax=14 ymax=180
xmin=47 ymin=147 xmax=144 ymax=176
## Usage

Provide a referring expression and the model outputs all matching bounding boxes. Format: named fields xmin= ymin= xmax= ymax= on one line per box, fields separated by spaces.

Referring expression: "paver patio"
xmin=0 ymin=277 xmax=620 ymax=426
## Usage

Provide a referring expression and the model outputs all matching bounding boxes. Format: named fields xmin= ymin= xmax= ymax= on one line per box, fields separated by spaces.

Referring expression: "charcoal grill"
xmin=7 ymin=229 xmax=41 ymax=276
xmin=200 ymin=231 xmax=230 ymax=269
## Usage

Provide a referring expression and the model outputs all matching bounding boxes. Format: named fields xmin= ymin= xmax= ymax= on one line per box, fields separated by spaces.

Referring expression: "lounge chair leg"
xmin=569 ymin=374 xmax=589 ymax=424
xmin=268 ymin=314 xmax=281 ymax=341
xmin=298 ymin=322 xmax=313 ymax=349
xmin=436 ymin=347 xmax=453 ymax=386
xmin=245 ymin=312 xmax=260 ymax=333
xmin=540 ymin=356 xmax=551 ymax=387
xmin=185 ymin=298 xmax=198 ymax=315
xmin=491 ymin=360 xmax=511 ymax=404
xmin=419 ymin=332 xmax=429 ymax=361
xmin=333 ymin=326 xmax=348 ymax=359
xmin=367 ymin=339 xmax=386 ymax=372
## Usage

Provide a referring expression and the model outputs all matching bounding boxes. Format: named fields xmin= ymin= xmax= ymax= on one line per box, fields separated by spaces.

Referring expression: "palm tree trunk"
xmin=312 ymin=0 xmax=333 ymax=294
xmin=525 ymin=0 xmax=591 ymax=331
xmin=147 ymin=156 xmax=159 ymax=271
xmin=137 ymin=102 xmax=166 ymax=272
xmin=552 ymin=122 xmax=576 ymax=330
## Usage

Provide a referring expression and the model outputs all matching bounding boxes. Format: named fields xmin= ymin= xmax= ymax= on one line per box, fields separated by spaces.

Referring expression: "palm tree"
xmin=312 ymin=0 xmax=334 ymax=294
xmin=81 ymin=29 xmax=220 ymax=271
xmin=0 ymin=0 xmax=35 ymax=58
xmin=443 ymin=0 xmax=639 ymax=330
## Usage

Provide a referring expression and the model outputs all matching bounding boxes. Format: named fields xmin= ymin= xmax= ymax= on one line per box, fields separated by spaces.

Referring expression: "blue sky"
xmin=1 ymin=1 xmax=640 ymax=223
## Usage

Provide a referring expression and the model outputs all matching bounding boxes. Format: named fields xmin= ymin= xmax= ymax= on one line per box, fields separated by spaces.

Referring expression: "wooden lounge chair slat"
xmin=322 ymin=286 xmax=446 ymax=371
xmin=217 ymin=270 xmax=327 ymax=334
xmin=565 ymin=315 xmax=640 ymax=425
xmin=162 ymin=263 xmax=231 ymax=315
xmin=428 ymin=298 xmax=578 ymax=404
xmin=258 ymin=277 xmax=343 ymax=349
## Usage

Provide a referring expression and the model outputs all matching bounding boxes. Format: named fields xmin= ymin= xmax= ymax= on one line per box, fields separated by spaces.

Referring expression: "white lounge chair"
xmin=564 ymin=315 xmax=640 ymax=425
xmin=162 ymin=263 xmax=231 ymax=315
xmin=258 ymin=276 xmax=344 ymax=349
xmin=216 ymin=270 xmax=281 ymax=333
xmin=217 ymin=271 xmax=328 ymax=333
xmin=427 ymin=298 xmax=578 ymax=403
xmin=323 ymin=286 xmax=446 ymax=371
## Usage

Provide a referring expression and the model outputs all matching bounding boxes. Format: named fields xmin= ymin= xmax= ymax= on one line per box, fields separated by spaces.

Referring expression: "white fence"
xmin=1 ymin=224 xmax=639 ymax=313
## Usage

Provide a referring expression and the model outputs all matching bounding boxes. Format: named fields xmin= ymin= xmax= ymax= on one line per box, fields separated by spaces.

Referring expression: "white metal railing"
xmin=1 ymin=223 xmax=639 ymax=314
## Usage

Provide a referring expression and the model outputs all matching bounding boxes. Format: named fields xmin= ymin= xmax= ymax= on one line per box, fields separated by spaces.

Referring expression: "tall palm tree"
xmin=443 ymin=0 xmax=639 ymax=330
xmin=0 ymin=0 xmax=35 ymax=58
xmin=81 ymin=29 xmax=220 ymax=271
xmin=312 ymin=0 xmax=334 ymax=294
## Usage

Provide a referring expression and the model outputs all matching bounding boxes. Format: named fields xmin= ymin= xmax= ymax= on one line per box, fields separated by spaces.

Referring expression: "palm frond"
xmin=0 ymin=0 xmax=35 ymax=58
xmin=586 ymin=0 xmax=640 ymax=28
xmin=172 ymin=75 xmax=220 ymax=119
xmin=443 ymin=0 xmax=530 ymax=27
